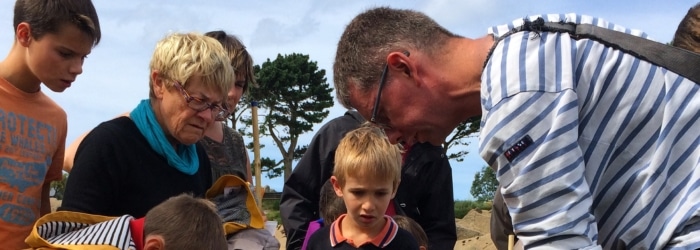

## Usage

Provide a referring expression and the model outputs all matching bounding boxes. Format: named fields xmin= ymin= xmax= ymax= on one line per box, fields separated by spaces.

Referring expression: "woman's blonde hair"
xmin=148 ymin=32 xmax=234 ymax=99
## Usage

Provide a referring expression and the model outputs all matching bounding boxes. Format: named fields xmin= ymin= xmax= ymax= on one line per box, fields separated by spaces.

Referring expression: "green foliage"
xmin=453 ymin=200 xmax=493 ymax=219
xmin=442 ymin=116 xmax=480 ymax=162
xmin=240 ymin=53 xmax=334 ymax=181
xmin=262 ymin=198 xmax=281 ymax=211
xmin=262 ymin=198 xmax=282 ymax=223
xmin=470 ymin=166 xmax=498 ymax=202
xmin=50 ymin=172 xmax=69 ymax=200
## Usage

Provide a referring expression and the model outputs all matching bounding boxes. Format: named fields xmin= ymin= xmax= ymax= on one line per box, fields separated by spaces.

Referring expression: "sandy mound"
xmin=453 ymin=209 xmax=495 ymax=250
xmin=458 ymin=209 xmax=492 ymax=235
xmin=454 ymin=234 xmax=495 ymax=250
xmin=457 ymin=225 xmax=483 ymax=239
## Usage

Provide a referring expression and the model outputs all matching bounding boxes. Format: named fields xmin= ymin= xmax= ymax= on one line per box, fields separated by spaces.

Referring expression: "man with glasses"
xmin=59 ymin=33 xmax=234 ymax=218
xmin=334 ymin=7 xmax=700 ymax=250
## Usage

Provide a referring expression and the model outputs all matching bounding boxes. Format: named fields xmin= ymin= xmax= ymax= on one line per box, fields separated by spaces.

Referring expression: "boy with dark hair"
xmin=319 ymin=178 xmax=347 ymax=224
xmin=143 ymin=194 xmax=227 ymax=250
xmin=393 ymin=215 xmax=428 ymax=250
xmin=25 ymin=193 xmax=227 ymax=250
xmin=672 ymin=3 xmax=700 ymax=53
xmin=301 ymin=179 xmax=347 ymax=250
xmin=306 ymin=125 xmax=419 ymax=250
xmin=0 ymin=0 xmax=100 ymax=248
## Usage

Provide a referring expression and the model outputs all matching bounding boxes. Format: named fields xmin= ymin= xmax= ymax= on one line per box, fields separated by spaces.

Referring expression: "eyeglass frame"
xmin=172 ymin=81 xmax=229 ymax=121
xmin=370 ymin=50 xmax=410 ymax=125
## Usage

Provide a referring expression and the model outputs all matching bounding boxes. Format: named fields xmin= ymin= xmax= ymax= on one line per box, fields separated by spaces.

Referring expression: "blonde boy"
xmin=306 ymin=124 xmax=419 ymax=249
xmin=0 ymin=0 xmax=100 ymax=248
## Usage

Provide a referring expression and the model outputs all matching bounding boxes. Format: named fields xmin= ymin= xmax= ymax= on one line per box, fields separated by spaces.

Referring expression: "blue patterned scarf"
xmin=130 ymin=99 xmax=199 ymax=175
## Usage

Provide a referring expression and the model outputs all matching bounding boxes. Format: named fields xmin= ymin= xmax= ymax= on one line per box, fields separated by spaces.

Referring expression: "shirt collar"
xmin=129 ymin=217 xmax=146 ymax=250
xmin=329 ymin=214 xmax=399 ymax=248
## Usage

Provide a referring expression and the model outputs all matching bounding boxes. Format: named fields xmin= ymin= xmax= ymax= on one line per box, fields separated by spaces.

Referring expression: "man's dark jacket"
xmin=279 ymin=111 xmax=457 ymax=250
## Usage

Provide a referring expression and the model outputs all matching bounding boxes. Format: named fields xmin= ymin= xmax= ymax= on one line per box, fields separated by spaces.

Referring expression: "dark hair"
xmin=393 ymin=215 xmax=428 ymax=249
xmin=144 ymin=194 xmax=227 ymax=250
xmin=672 ymin=3 xmax=700 ymax=53
xmin=13 ymin=0 xmax=101 ymax=46
xmin=333 ymin=7 xmax=460 ymax=108
xmin=319 ymin=179 xmax=346 ymax=223
xmin=204 ymin=30 xmax=256 ymax=94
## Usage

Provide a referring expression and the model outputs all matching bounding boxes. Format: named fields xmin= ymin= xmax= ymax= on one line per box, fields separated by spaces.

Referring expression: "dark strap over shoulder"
xmin=517 ymin=17 xmax=700 ymax=83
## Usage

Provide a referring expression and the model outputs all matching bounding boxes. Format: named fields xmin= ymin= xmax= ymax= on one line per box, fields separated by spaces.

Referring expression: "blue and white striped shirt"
xmin=480 ymin=13 xmax=700 ymax=250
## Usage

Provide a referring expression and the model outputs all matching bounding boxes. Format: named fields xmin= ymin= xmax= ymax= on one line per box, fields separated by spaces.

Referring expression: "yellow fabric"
xmin=206 ymin=175 xmax=265 ymax=234
xmin=24 ymin=211 xmax=121 ymax=250
xmin=25 ymin=175 xmax=263 ymax=249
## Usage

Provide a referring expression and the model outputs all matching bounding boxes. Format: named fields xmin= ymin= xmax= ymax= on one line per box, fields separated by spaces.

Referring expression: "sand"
xmin=453 ymin=209 xmax=496 ymax=250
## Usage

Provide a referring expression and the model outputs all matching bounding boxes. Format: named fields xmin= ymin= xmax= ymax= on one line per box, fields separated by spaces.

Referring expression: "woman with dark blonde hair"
xmin=200 ymin=30 xmax=256 ymax=183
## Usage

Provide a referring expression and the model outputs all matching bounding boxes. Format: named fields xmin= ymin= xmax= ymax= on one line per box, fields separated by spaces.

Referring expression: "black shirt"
xmin=59 ymin=117 xmax=212 ymax=218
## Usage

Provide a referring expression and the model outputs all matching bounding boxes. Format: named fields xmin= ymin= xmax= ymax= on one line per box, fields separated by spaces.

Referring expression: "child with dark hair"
xmin=0 ymin=0 xmax=101 ymax=248
xmin=393 ymin=215 xmax=428 ymax=250
xmin=25 ymin=194 xmax=227 ymax=250
xmin=319 ymin=178 xmax=347 ymax=224
xmin=301 ymin=179 xmax=347 ymax=249
xmin=672 ymin=3 xmax=700 ymax=53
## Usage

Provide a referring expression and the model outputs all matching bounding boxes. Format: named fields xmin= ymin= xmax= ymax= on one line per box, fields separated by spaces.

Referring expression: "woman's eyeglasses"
xmin=173 ymin=81 xmax=229 ymax=121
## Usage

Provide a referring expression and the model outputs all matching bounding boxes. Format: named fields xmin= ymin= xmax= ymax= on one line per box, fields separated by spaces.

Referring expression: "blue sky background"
xmin=0 ymin=0 xmax=695 ymax=200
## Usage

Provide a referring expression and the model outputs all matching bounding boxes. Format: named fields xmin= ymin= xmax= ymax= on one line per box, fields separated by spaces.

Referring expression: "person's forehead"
xmin=48 ymin=23 xmax=94 ymax=55
xmin=345 ymin=174 xmax=392 ymax=187
xmin=186 ymin=77 xmax=225 ymax=101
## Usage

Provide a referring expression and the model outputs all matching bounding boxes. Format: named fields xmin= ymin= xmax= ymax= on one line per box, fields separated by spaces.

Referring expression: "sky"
xmin=0 ymin=0 xmax=695 ymax=200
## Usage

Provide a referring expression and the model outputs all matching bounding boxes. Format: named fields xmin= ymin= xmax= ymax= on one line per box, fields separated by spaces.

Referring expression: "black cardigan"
xmin=59 ymin=117 xmax=212 ymax=218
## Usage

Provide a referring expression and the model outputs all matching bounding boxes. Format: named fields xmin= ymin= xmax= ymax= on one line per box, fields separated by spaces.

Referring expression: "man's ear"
xmin=330 ymin=176 xmax=343 ymax=197
xmin=386 ymin=51 xmax=412 ymax=79
xmin=16 ymin=22 xmax=32 ymax=47
xmin=143 ymin=234 xmax=165 ymax=250
xmin=151 ymin=70 xmax=166 ymax=99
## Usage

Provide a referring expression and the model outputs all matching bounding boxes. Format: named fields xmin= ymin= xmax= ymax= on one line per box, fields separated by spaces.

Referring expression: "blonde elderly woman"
xmin=59 ymin=33 xmax=234 ymax=218
xmin=63 ymin=31 xmax=255 ymax=182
